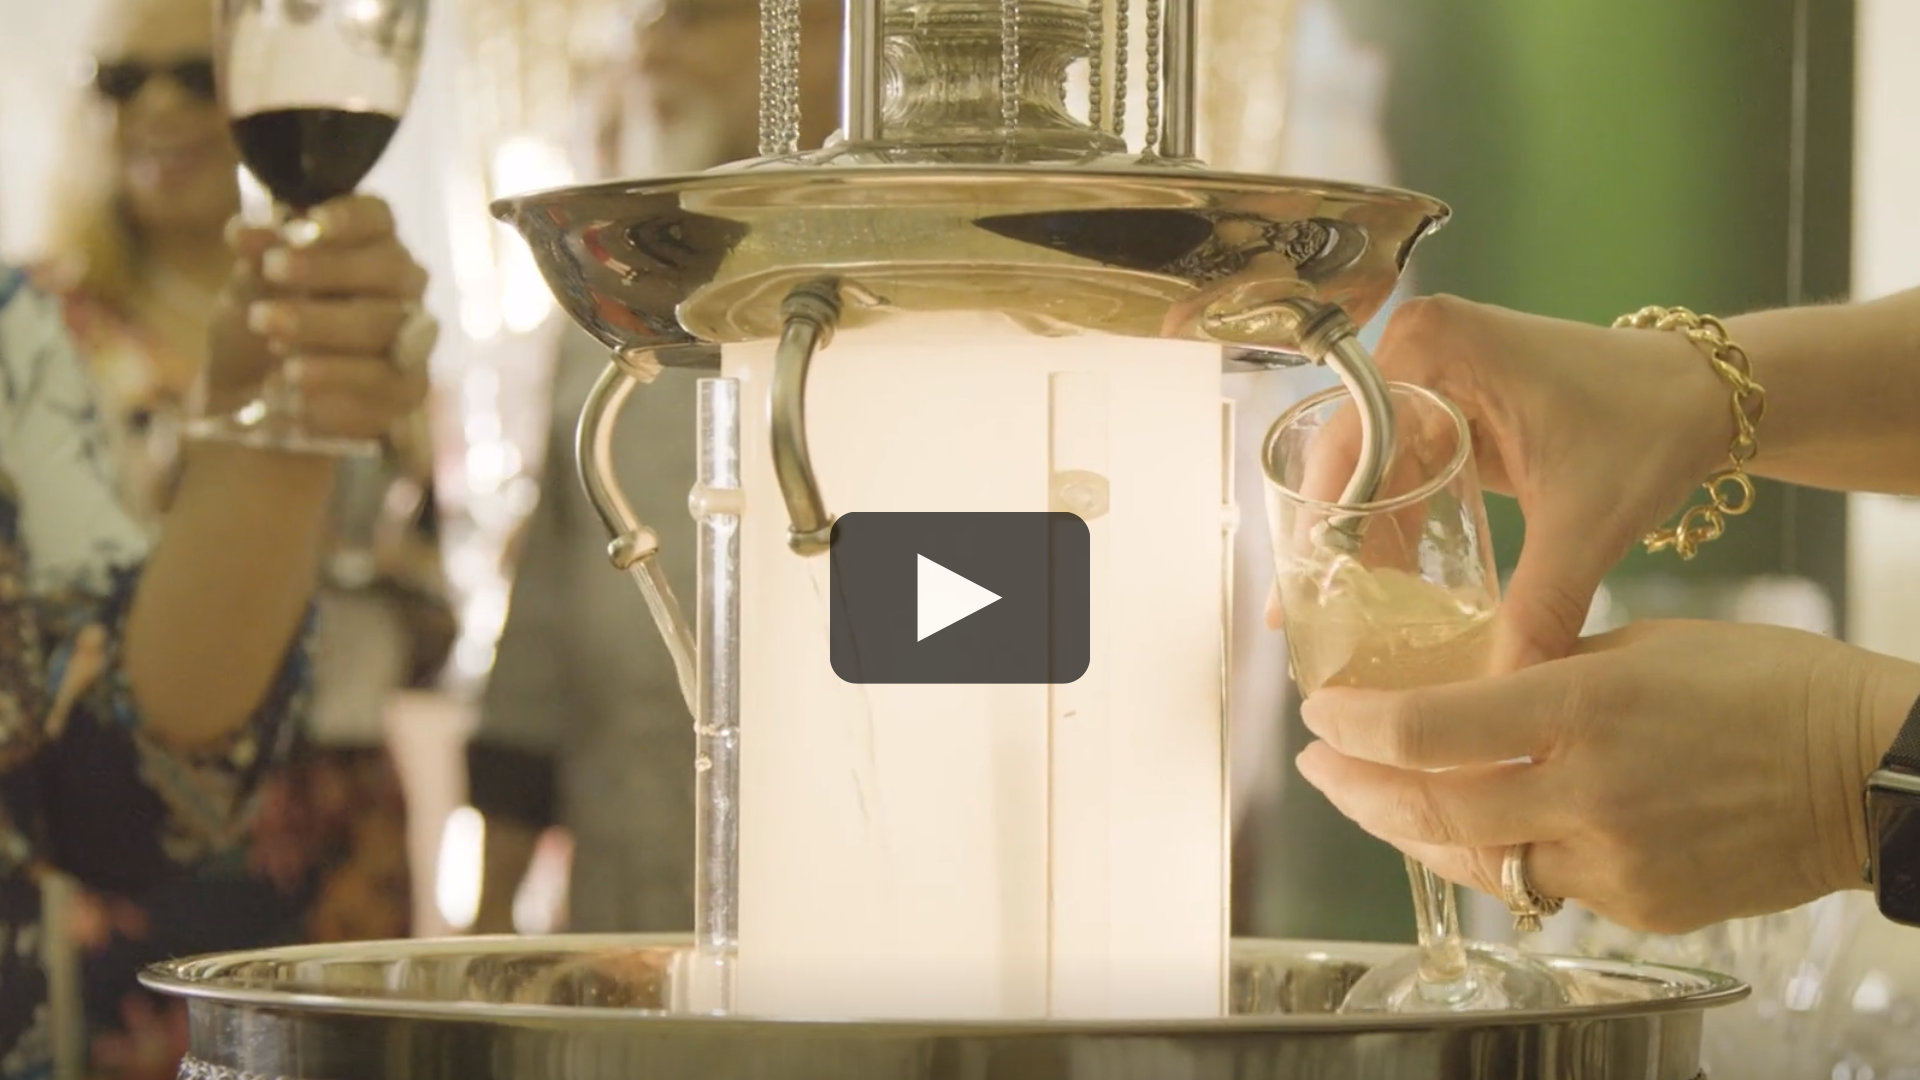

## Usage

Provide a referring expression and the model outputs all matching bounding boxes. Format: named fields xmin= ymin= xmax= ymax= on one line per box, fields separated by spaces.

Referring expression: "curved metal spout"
xmin=1272 ymin=299 xmax=1397 ymax=549
xmin=577 ymin=365 xmax=700 ymax=714
xmin=770 ymin=280 xmax=844 ymax=555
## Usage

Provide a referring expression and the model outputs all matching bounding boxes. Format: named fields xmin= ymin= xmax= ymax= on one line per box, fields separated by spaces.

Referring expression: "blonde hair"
xmin=41 ymin=0 xmax=208 ymax=311
xmin=40 ymin=91 xmax=143 ymax=310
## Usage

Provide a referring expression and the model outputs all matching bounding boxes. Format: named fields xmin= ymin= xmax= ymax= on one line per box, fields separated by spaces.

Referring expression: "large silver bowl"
xmin=143 ymin=935 xmax=1745 ymax=1079
xmin=489 ymin=164 xmax=1449 ymax=364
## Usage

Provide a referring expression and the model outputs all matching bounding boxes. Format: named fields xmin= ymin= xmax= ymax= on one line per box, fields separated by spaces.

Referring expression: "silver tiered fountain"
xmin=145 ymin=1 xmax=1746 ymax=1076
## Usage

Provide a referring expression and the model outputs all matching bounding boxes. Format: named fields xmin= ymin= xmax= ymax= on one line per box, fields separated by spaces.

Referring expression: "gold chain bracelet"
xmin=1612 ymin=305 xmax=1768 ymax=560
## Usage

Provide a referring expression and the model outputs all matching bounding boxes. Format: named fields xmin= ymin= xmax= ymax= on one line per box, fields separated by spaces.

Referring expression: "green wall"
xmin=1245 ymin=0 xmax=1855 ymax=943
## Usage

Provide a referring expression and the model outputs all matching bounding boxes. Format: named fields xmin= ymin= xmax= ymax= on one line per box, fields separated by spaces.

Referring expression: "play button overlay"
xmin=830 ymin=512 xmax=1090 ymax=684
xmin=916 ymin=555 xmax=1001 ymax=641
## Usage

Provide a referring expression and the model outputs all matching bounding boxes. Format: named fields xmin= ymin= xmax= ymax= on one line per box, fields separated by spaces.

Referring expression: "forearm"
xmin=1726 ymin=287 xmax=1920 ymax=494
xmin=125 ymin=442 xmax=334 ymax=748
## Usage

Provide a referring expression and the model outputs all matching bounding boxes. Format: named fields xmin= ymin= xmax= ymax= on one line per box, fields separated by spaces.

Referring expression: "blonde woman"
xmin=0 ymin=188 xmax=427 ymax=1080
xmin=31 ymin=0 xmax=452 ymax=1074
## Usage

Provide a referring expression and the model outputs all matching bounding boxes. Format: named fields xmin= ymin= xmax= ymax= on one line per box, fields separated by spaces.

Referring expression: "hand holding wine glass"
xmin=190 ymin=0 xmax=429 ymax=456
xmin=207 ymin=194 xmax=432 ymax=442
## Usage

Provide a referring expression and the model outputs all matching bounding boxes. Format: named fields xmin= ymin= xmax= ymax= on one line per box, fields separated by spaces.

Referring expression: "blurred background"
xmin=3 ymin=0 xmax=1920 ymax=1072
xmin=4 ymin=0 xmax=1915 ymax=949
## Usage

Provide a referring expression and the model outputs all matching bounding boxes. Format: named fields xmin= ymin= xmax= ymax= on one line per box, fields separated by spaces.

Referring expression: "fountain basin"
xmin=144 ymin=934 xmax=1744 ymax=1079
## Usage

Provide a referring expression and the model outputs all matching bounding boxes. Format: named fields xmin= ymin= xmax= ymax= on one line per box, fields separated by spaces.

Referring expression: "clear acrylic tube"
xmin=691 ymin=376 xmax=743 ymax=1013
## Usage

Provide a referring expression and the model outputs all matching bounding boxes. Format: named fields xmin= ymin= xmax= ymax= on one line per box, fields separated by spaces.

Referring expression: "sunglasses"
xmin=90 ymin=57 xmax=218 ymax=104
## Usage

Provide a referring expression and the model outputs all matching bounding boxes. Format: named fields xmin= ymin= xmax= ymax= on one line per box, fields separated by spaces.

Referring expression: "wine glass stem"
xmin=1405 ymin=855 xmax=1472 ymax=991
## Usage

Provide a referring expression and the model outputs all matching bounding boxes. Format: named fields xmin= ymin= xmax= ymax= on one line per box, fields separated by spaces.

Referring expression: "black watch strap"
xmin=1885 ymin=694 xmax=1920 ymax=773
xmin=1868 ymin=693 xmax=1920 ymax=926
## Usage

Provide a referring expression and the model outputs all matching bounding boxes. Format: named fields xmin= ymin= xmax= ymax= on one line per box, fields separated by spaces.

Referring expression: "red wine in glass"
xmin=194 ymin=0 xmax=428 ymax=456
xmin=230 ymin=107 xmax=401 ymax=211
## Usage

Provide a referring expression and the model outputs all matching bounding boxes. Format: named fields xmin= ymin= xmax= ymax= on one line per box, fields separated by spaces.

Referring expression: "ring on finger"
xmin=1501 ymin=843 xmax=1564 ymax=934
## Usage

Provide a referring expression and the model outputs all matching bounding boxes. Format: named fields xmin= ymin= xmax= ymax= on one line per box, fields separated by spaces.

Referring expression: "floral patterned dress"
xmin=0 ymin=266 xmax=305 ymax=1080
xmin=30 ymin=270 xmax=447 ymax=1080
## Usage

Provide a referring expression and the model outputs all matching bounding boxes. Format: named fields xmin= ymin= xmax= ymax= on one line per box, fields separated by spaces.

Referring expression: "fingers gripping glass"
xmin=1263 ymin=382 xmax=1576 ymax=1014
xmin=186 ymin=0 xmax=428 ymax=458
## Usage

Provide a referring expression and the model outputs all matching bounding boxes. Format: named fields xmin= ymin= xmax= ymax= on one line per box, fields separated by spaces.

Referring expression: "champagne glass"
xmin=1263 ymin=381 xmax=1576 ymax=1013
xmin=188 ymin=0 xmax=429 ymax=457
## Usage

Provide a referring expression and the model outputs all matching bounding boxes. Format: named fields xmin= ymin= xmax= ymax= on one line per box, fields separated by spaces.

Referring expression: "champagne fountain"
xmin=145 ymin=1 xmax=1749 ymax=1076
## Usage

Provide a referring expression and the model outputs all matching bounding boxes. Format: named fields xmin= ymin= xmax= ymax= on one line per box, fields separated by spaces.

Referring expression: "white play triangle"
xmin=916 ymin=554 xmax=1002 ymax=641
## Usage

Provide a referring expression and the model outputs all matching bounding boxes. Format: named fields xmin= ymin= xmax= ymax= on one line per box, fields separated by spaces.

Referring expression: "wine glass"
xmin=1262 ymin=381 xmax=1577 ymax=1013
xmin=187 ymin=0 xmax=429 ymax=457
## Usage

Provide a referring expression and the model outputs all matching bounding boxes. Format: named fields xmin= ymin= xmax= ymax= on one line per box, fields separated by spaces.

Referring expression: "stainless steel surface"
xmin=144 ymin=936 xmax=1743 ymax=1079
xmin=843 ymin=0 xmax=881 ymax=142
xmin=576 ymin=365 xmax=648 ymax=568
xmin=1324 ymin=329 xmax=1396 ymax=509
xmin=492 ymin=165 xmax=1446 ymax=360
xmin=575 ymin=364 xmax=699 ymax=712
xmin=1160 ymin=0 xmax=1195 ymax=158
xmin=769 ymin=282 xmax=843 ymax=555
xmin=1266 ymin=298 xmax=1396 ymax=518
xmin=1240 ymin=302 xmax=1397 ymax=554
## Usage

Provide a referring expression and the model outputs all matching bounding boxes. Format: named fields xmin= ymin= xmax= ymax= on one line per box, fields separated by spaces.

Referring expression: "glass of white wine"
xmin=1263 ymin=380 xmax=1576 ymax=1014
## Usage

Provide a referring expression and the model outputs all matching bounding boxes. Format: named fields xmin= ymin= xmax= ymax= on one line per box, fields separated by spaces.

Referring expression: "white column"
xmin=728 ymin=312 xmax=1227 ymax=1019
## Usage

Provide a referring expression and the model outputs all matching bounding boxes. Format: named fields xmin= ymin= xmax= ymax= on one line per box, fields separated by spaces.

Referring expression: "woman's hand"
xmin=1276 ymin=296 xmax=1738 ymax=670
xmin=206 ymin=194 xmax=431 ymax=439
xmin=1293 ymin=619 xmax=1920 ymax=933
